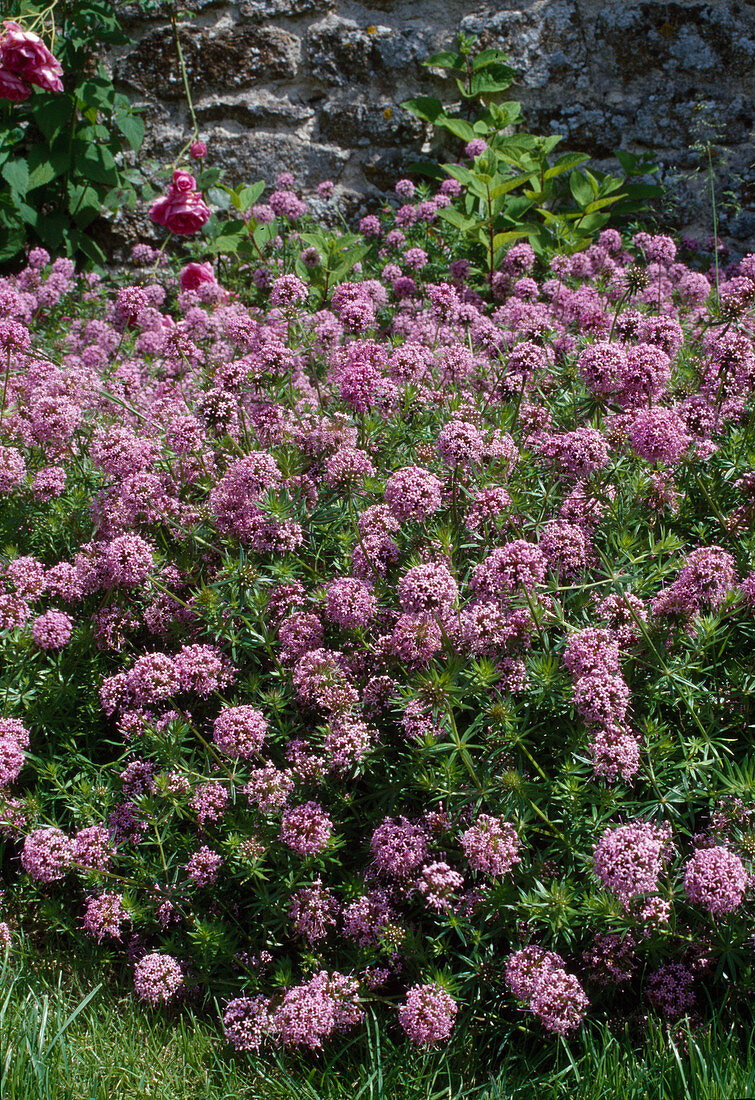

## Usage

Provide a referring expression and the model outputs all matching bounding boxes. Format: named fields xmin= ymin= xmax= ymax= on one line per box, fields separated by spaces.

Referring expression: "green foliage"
xmin=0 ymin=1 xmax=144 ymax=265
xmin=402 ymin=34 xmax=663 ymax=267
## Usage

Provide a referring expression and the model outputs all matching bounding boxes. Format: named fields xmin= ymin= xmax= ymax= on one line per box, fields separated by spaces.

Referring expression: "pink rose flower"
xmin=190 ymin=140 xmax=207 ymax=159
xmin=1 ymin=21 xmax=63 ymax=92
xmin=148 ymin=195 xmax=171 ymax=227
xmin=0 ymin=66 xmax=29 ymax=101
xmin=149 ymin=170 xmax=211 ymax=236
xmin=170 ymin=170 xmax=196 ymax=194
xmin=179 ymin=261 xmax=215 ymax=291
xmin=162 ymin=191 xmax=211 ymax=236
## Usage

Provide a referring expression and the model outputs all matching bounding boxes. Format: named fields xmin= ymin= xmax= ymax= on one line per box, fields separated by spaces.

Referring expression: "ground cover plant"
xmin=0 ymin=9 xmax=753 ymax=1092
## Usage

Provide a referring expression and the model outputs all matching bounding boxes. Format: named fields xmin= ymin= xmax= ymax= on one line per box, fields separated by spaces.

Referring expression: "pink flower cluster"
xmin=505 ymin=946 xmax=588 ymax=1033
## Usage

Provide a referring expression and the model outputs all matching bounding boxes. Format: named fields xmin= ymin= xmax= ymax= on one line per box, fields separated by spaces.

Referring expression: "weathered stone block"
xmin=117 ymin=24 xmax=300 ymax=100
xmin=239 ymin=0 xmax=334 ymax=21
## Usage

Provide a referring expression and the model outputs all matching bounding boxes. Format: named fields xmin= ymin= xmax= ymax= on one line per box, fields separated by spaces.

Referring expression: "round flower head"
xmin=83 ymin=893 xmax=128 ymax=942
xmin=223 ymin=996 xmax=274 ymax=1052
xmin=628 ymin=407 xmax=690 ymax=466
xmin=21 ymin=826 xmax=74 ymax=882
xmin=280 ymin=802 xmax=333 ymax=856
xmin=683 ymin=845 xmax=747 ymax=917
xmin=593 ymin=821 xmax=671 ymax=903
xmin=397 ymin=562 xmax=458 ymax=615
xmin=31 ymin=610 xmax=72 ymax=650
xmin=505 ymin=946 xmax=564 ymax=1002
xmin=133 ymin=953 xmax=184 ymax=1006
xmin=398 ymin=982 xmax=457 ymax=1046
xmin=212 ymin=705 xmax=267 ymax=760
xmin=324 ymin=577 xmax=377 ymax=629
xmin=384 ymin=466 xmax=443 ymax=522
xmin=530 ymin=967 xmax=589 ymax=1034
xmin=0 ymin=738 xmax=24 ymax=787
xmin=437 ymin=420 xmax=484 ymax=468
xmin=461 ymin=814 xmax=520 ymax=877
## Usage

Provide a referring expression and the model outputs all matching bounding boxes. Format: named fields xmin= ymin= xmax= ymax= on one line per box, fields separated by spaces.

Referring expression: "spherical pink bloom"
xmin=541 ymin=427 xmax=610 ymax=479
xmin=417 ymin=861 xmax=464 ymax=910
xmin=179 ymin=262 xmax=215 ymax=291
xmin=212 ymin=705 xmax=267 ymax=760
xmin=317 ymin=179 xmax=335 ymax=199
xmin=371 ymin=816 xmax=428 ymax=879
xmin=223 ymin=996 xmax=274 ymax=1051
xmin=274 ymin=971 xmax=362 ymax=1049
xmin=577 ymin=341 xmax=628 ymax=396
xmin=244 ymin=764 xmax=294 ymax=813
xmin=394 ymin=178 xmax=415 ymax=200
xmin=127 ymin=652 xmax=180 ymax=704
xmin=31 ymin=464 xmax=66 ymax=499
xmin=465 ymin=138 xmax=488 ymax=157
xmin=0 ymin=447 xmax=25 ymax=493
xmin=0 ymin=66 xmax=29 ymax=100
xmin=103 ymin=535 xmax=154 ymax=585
xmin=464 ymin=486 xmax=513 ymax=532
xmin=324 ymin=577 xmax=377 ymax=629
xmin=359 ymin=215 xmax=381 ymax=237
xmin=539 ymin=520 xmax=590 ymax=576
xmin=189 ymin=782 xmax=229 ymax=827
xmin=185 ymin=845 xmax=222 ymax=886
xmin=628 ymin=407 xmax=690 ymax=466
xmin=505 ymin=946 xmax=564 ymax=1003
xmin=0 ymin=738 xmax=23 ymax=787
xmin=270 ymin=274 xmax=308 ymax=307
xmin=133 ymin=953 xmax=184 ymax=1006
xmin=404 ymin=246 xmax=428 ymax=270
xmin=384 ymin=466 xmax=443 ymax=522
xmin=174 ymin=643 xmax=234 ymax=696
xmin=461 ymin=814 xmax=520 ymax=877
xmin=324 ymin=713 xmax=373 ymax=771
xmin=398 ymin=562 xmax=458 ymax=614
xmin=189 ymin=140 xmax=207 ymax=159
xmin=31 ymin=610 xmax=72 ymax=650
xmin=398 ymin=982 xmax=457 ymax=1045
xmin=683 ymin=846 xmax=747 ymax=917
xmin=471 ymin=541 xmax=547 ymax=597
xmin=389 ymin=613 xmax=442 ymax=664
xmin=73 ymin=825 xmax=113 ymax=871
xmin=6 ymin=555 xmax=46 ymax=598
xmin=21 ymin=826 xmax=74 ymax=882
xmin=1 ymin=21 xmax=63 ymax=92
xmin=563 ymin=628 xmax=620 ymax=678
xmin=530 ymin=967 xmax=589 ymax=1034
xmin=83 ymin=893 xmax=128 ymax=942
xmin=437 ymin=420 xmax=484 ymax=468
xmin=289 ymin=878 xmax=339 ymax=943
xmin=619 ymin=343 xmax=671 ymax=405
xmin=572 ymin=670 xmax=630 ymax=726
xmin=280 ymin=801 xmax=333 ymax=856
xmin=588 ymin=726 xmax=641 ymax=783
xmin=593 ymin=821 xmax=671 ymax=902
xmin=0 ymin=718 xmax=29 ymax=748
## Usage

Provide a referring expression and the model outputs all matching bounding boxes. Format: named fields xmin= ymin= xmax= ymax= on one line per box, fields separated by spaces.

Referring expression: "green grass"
xmin=1 ymin=943 xmax=755 ymax=1100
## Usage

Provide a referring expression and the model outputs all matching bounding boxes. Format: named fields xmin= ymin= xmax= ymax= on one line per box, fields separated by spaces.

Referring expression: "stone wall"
xmin=112 ymin=0 xmax=755 ymax=249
